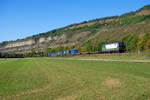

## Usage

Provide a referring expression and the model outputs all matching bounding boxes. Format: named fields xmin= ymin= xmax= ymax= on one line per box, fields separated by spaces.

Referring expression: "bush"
xmin=122 ymin=34 xmax=138 ymax=52
xmin=0 ymin=52 xmax=24 ymax=58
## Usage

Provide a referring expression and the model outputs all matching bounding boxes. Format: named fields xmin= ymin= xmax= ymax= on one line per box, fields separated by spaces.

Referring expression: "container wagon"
xmin=69 ymin=49 xmax=78 ymax=55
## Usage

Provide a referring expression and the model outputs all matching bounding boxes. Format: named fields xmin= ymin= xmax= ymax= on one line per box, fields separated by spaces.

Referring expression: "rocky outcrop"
xmin=4 ymin=39 xmax=35 ymax=48
xmin=0 ymin=34 xmax=69 ymax=53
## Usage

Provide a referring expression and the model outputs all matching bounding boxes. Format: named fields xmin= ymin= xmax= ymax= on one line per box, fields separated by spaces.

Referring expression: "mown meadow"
xmin=0 ymin=57 xmax=150 ymax=100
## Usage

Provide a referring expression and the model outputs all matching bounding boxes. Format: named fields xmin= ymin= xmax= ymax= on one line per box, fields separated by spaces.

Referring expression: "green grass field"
xmin=71 ymin=53 xmax=150 ymax=60
xmin=0 ymin=57 xmax=150 ymax=100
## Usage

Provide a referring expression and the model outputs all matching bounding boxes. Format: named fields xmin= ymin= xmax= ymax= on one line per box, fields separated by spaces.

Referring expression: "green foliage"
xmin=0 ymin=52 xmax=24 ymax=58
xmin=137 ymin=34 xmax=150 ymax=51
xmin=81 ymin=40 xmax=105 ymax=52
xmin=23 ymin=51 xmax=44 ymax=57
xmin=45 ymin=48 xmax=52 ymax=53
xmin=122 ymin=34 xmax=138 ymax=52
xmin=54 ymin=46 xmax=65 ymax=52
xmin=109 ymin=15 xmax=150 ymax=27
xmin=145 ymin=39 xmax=150 ymax=51
xmin=81 ymin=40 xmax=93 ymax=52
xmin=45 ymin=46 xmax=70 ymax=54
xmin=120 ymin=15 xmax=150 ymax=24
xmin=120 ymin=11 xmax=136 ymax=18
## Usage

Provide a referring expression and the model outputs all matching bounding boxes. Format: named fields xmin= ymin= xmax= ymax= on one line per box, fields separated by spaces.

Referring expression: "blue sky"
xmin=0 ymin=0 xmax=149 ymax=42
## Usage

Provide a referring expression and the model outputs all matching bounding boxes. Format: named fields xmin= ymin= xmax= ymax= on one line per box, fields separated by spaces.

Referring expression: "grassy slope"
xmin=0 ymin=58 xmax=150 ymax=100
xmin=76 ymin=14 xmax=150 ymax=52
xmin=1 ymin=5 xmax=150 ymax=53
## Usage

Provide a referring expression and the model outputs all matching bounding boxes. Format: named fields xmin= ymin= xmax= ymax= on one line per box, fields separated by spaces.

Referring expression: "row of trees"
xmin=80 ymin=40 xmax=105 ymax=52
xmin=0 ymin=52 xmax=24 ymax=58
xmin=0 ymin=51 xmax=45 ymax=58
xmin=122 ymin=33 xmax=150 ymax=52
xmin=24 ymin=51 xmax=44 ymax=57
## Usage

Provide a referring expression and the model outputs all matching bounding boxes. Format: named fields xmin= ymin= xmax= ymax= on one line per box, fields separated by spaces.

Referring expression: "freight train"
xmin=47 ymin=49 xmax=79 ymax=56
xmin=46 ymin=42 xmax=126 ymax=56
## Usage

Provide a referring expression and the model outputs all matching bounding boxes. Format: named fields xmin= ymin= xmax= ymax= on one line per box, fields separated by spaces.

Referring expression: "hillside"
xmin=0 ymin=5 xmax=150 ymax=54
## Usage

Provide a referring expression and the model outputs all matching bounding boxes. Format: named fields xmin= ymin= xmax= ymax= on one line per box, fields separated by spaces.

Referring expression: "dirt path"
xmin=47 ymin=58 xmax=150 ymax=63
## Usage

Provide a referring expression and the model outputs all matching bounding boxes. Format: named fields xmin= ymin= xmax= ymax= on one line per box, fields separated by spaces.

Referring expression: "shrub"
xmin=122 ymin=34 xmax=138 ymax=52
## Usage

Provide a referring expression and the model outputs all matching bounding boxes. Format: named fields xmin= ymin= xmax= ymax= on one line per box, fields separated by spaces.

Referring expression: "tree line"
xmin=0 ymin=52 xmax=24 ymax=58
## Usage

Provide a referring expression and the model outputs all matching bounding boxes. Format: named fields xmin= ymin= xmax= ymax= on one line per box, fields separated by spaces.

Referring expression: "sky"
xmin=0 ymin=0 xmax=149 ymax=42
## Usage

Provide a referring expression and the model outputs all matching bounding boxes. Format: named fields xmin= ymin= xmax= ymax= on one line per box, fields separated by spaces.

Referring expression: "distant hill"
xmin=0 ymin=5 xmax=150 ymax=54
